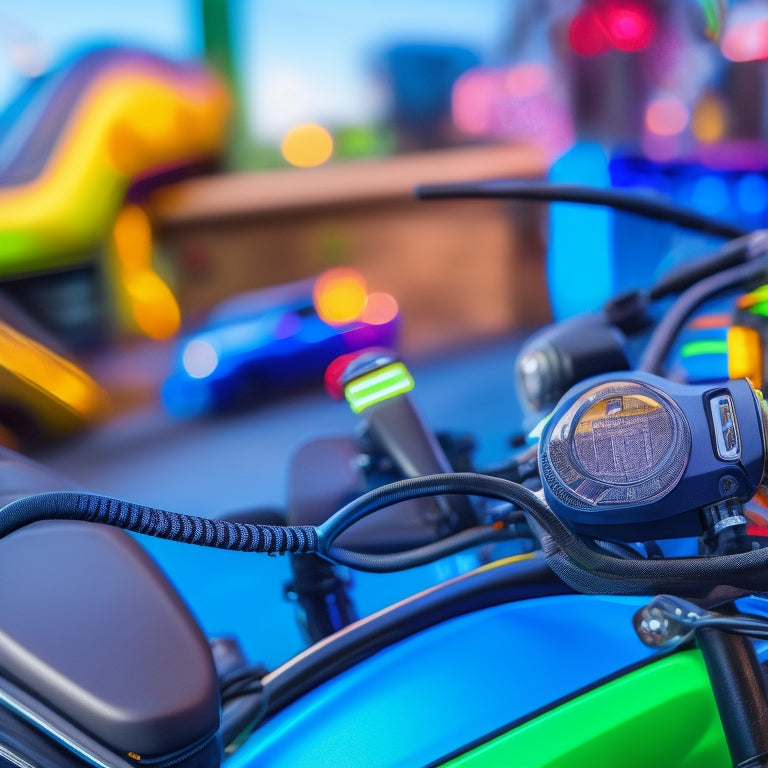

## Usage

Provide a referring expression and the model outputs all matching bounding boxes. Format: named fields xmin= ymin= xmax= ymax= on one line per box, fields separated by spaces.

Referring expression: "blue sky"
xmin=0 ymin=1 xmax=193 ymax=97
xmin=241 ymin=0 xmax=512 ymax=138
xmin=0 ymin=1 xmax=512 ymax=142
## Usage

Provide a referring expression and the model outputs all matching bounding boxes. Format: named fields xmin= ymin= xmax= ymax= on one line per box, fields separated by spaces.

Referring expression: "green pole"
xmin=199 ymin=0 xmax=250 ymax=169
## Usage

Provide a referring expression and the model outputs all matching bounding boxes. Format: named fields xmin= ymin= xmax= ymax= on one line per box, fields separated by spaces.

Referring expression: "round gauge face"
xmin=541 ymin=380 xmax=691 ymax=510
xmin=569 ymin=392 xmax=676 ymax=485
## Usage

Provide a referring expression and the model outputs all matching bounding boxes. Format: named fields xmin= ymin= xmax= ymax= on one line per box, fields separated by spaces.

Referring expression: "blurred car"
xmin=161 ymin=268 xmax=400 ymax=417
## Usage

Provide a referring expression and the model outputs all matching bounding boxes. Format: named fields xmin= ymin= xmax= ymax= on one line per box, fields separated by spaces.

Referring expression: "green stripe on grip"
xmin=344 ymin=362 xmax=415 ymax=413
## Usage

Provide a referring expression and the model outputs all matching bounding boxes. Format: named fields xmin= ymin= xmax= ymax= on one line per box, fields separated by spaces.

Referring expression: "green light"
xmin=747 ymin=301 xmax=768 ymax=318
xmin=680 ymin=340 xmax=728 ymax=358
xmin=344 ymin=362 xmax=415 ymax=413
xmin=528 ymin=411 xmax=554 ymax=442
xmin=698 ymin=0 xmax=727 ymax=40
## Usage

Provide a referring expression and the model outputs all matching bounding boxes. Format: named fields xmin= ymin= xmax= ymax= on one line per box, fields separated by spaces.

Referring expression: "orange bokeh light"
xmin=281 ymin=123 xmax=334 ymax=168
xmin=313 ymin=268 xmax=368 ymax=325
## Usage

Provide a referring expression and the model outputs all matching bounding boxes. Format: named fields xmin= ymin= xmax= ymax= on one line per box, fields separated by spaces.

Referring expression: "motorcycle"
xmin=2 ymin=182 xmax=768 ymax=768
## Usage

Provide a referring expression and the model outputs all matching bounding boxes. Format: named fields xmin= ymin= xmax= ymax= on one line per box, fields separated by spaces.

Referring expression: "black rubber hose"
xmin=648 ymin=230 xmax=768 ymax=300
xmin=0 ymin=476 xmax=556 ymax=568
xmin=415 ymin=180 xmax=747 ymax=240
xmin=316 ymin=473 xmax=575 ymax=571
xmin=638 ymin=254 xmax=768 ymax=374
xmin=0 ymin=491 xmax=318 ymax=554
xmin=9 ymin=475 xmax=768 ymax=597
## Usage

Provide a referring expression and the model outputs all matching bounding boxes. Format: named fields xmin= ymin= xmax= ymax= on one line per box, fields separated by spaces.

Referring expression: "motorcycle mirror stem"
xmin=338 ymin=349 xmax=477 ymax=532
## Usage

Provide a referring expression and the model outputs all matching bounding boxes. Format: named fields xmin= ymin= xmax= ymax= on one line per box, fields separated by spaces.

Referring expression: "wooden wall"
xmin=149 ymin=143 xmax=553 ymax=355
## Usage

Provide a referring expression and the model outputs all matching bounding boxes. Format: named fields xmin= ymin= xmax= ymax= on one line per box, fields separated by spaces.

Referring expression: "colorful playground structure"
xmin=0 ymin=44 xmax=231 ymax=341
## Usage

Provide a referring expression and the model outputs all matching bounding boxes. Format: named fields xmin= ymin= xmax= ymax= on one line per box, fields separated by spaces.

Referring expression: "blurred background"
xmin=3 ymin=0 xmax=768 ymax=667
xmin=1 ymin=1 xmax=763 ymax=362
xmin=0 ymin=0 xmax=766 ymax=477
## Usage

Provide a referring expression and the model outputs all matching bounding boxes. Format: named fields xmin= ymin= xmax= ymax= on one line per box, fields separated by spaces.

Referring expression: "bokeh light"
xmin=183 ymin=339 xmax=219 ymax=379
xmin=645 ymin=96 xmax=689 ymax=136
xmin=111 ymin=205 xmax=181 ymax=339
xmin=451 ymin=63 xmax=573 ymax=156
xmin=721 ymin=18 xmax=768 ymax=62
xmin=569 ymin=0 xmax=656 ymax=56
xmin=452 ymin=67 xmax=499 ymax=135
xmin=737 ymin=173 xmax=768 ymax=215
xmin=569 ymin=6 xmax=612 ymax=56
xmin=281 ymin=123 xmax=334 ymax=167
xmin=324 ymin=351 xmax=362 ymax=400
xmin=123 ymin=271 xmax=182 ymax=340
xmin=690 ymin=92 xmax=727 ymax=143
xmin=313 ymin=268 xmax=368 ymax=325
xmin=505 ymin=62 xmax=550 ymax=98
xmin=602 ymin=1 xmax=656 ymax=51
xmin=690 ymin=174 xmax=730 ymax=215
xmin=360 ymin=292 xmax=399 ymax=325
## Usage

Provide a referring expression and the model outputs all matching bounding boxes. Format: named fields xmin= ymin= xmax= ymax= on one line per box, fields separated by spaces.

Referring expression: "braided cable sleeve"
xmin=8 ymin=476 xmax=768 ymax=594
xmin=0 ymin=492 xmax=319 ymax=555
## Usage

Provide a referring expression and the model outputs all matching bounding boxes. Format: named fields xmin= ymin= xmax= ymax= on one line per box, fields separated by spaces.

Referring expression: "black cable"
xmin=327 ymin=524 xmax=523 ymax=572
xmin=0 ymin=491 xmax=318 ymax=554
xmin=0 ymin=485 xmax=529 ymax=570
xmin=315 ymin=473 xmax=580 ymax=571
xmin=415 ymin=180 xmax=747 ymax=240
xmin=219 ymin=664 xmax=268 ymax=703
xmin=649 ymin=230 xmax=768 ymax=300
xmin=9 ymin=474 xmax=768 ymax=600
xmin=690 ymin=616 xmax=768 ymax=639
xmin=638 ymin=253 xmax=768 ymax=374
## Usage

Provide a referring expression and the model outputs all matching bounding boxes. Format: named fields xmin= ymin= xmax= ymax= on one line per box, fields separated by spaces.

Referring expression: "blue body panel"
xmin=546 ymin=143 xmax=767 ymax=320
xmin=227 ymin=594 xmax=654 ymax=768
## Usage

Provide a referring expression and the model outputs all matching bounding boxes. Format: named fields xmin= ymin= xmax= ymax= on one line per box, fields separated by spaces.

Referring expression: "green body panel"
xmin=442 ymin=650 xmax=730 ymax=768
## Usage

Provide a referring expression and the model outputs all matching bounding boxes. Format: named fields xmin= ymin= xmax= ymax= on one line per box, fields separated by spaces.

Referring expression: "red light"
xmin=324 ymin=351 xmax=364 ymax=400
xmin=569 ymin=1 xmax=656 ymax=56
xmin=604 ymin=1 xmax=656 ymax=51
xmin=569 ymin=6 xmax=612 ymax=56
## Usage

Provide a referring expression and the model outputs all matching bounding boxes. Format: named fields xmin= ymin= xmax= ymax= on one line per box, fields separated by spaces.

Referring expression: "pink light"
xmin=505 ymin=63 xmax=550 ymax=97
xmin=645 ymin=96 xmax=689 ymax=136
xmin=603 ymin=1 xmax=656 ymax=51
xmin=452 ymin=68 xmax=497 ymax=135
xmin=451 ymin=63 xmax=575 ymax=157
xmin=569 ymin=1 xmax=656 ymax=56
xmin=721 ymin=19 xmax=768 ymax=62
xmin=360 ymin=292 xmax=399 ymax=325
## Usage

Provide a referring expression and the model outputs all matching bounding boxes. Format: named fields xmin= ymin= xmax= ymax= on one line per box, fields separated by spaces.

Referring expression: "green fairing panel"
xmin=442 ymin=650 xmax=730 ymax=768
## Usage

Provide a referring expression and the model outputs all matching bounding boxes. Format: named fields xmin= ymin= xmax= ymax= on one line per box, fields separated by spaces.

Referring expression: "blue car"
xmin=162 ymin=270 xmax=400 ymax=417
